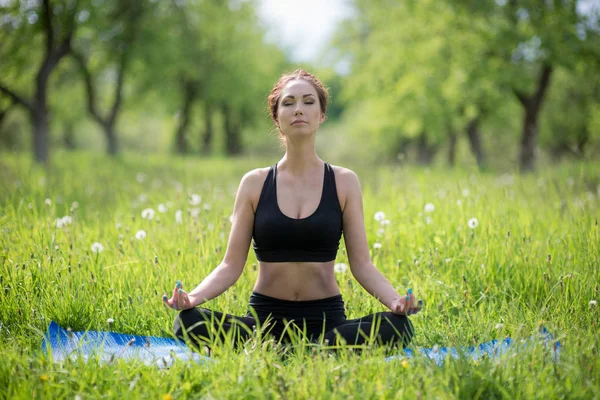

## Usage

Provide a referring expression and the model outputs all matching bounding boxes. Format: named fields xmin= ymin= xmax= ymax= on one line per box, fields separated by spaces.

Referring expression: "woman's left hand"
xmin=390 ymin=290 xmax=423 ymax=316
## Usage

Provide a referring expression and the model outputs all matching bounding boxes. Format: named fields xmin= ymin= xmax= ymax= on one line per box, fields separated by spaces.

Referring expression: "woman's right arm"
xmin=164 ymin=169 xmax=263 ymax=310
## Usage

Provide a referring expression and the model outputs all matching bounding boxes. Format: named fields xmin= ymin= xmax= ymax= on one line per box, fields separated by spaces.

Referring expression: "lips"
xmin=291 ymin=120 xmax=307 ymax=125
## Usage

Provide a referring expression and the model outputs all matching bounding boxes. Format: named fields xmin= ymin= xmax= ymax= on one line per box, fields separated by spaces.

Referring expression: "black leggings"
xmin=174 ymin=292 xmax=414 ymax=347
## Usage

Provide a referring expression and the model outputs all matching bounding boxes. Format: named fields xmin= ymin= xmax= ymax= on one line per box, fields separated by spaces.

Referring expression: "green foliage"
xmin=1 ymin=153 xmax=599 ymax=398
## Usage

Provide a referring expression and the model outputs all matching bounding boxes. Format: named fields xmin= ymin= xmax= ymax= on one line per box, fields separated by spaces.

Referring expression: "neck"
xmin=279 ymin=137 xmax=322 ymax=175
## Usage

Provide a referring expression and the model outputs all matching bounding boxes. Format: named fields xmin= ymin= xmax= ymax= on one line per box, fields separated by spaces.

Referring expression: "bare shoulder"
xmin=330 ymin=165 xmax=361 ymax=191
xmin=237 ymin=167 xmax=271 ymax=207
xmin=330 ymin=165 xmax=362 ymax=211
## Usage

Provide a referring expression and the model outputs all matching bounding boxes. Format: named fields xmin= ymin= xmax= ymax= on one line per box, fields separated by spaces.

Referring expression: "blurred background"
xmin=1 ymin=0 xmax=599 ymax=172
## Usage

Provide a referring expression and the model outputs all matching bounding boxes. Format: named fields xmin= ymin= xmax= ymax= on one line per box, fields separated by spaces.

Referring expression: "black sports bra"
xmin=252 ymin=162 xmax=343 ymax=262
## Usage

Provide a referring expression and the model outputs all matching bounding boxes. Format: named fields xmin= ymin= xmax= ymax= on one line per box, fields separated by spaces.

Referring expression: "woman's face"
xmin=277 ymin=79 xmax=325 ymax=137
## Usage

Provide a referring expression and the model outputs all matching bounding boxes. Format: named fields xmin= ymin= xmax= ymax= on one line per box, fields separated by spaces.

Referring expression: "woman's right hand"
xmin=162 ymin=280 xmax=194 ymax=311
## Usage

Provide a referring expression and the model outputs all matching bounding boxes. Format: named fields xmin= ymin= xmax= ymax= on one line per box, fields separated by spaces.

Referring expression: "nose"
xmin=293 ymin=105 xmax=303 ymax=115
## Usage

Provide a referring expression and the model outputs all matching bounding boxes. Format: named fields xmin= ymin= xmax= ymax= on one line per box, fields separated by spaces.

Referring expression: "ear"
xmin=319 ymin=113 xmax=326 ymax=124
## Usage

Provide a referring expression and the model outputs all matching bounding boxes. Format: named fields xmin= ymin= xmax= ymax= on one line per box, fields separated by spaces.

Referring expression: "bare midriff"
xmin=253 ymin=261 xmax=341 ymax=301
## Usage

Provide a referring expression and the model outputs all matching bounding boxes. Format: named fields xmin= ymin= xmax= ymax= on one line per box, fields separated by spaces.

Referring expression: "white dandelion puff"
xmin=158 ymin=204 xmax=168 ymax=213
xmin=138 ymin=194 xmax=148 ymax=203
xmin=71 ymin=201 xmax=79 ymax=209
xmin=374 ymin=211 xmax=386 ymax=222
xmin=373 ymin=242 xmax=382 ymax=250
xmin=135 ymin=230 xmax=147 ymax=240
xmin=45 ymin=198 xmax=52 ymax=206
xmin=494 ymin=323 xmax=504 ymax=330
xmin=116 ymin=222 xmax=122 ymax=230
xmin=55 ymin=218 xmax=64 ymax=228
xmin=425 ymin=216 xmax=433 ymax=225
xmin=381 ymin=219 xmax=390 ymax=226
xmin=175 ymin=210 xmax=183 ymax=224
xmin=334 ymin=263 xmax=348 ymax=273
xmin=445 ymin=258 xmax=452 ymax=263
xmin=590 ymin=300 xmax=597 ymax=307
xmin=203 ymin=203 xmax=211 ymax=211
xmin=377 ymin=228 xmax=385 ymax=237
xmin=461 ymin=189 xmax=470 ymax=198
xmin=91 ymin=242 xmax=104 ymax=253
xmin=141 ymin=208 xmax=155 ymax=220
xmin=189 ymin=208 xmax=200 ymax=218
xmin=456 ymin=199 xmax=463 ymax=206
xmin=189 ymin=194 xmax=201 ymax=206
xmin=468 ymin=218 xmax=479 ymax=229
xmin=106 ymin=318 xmax=115 ymax=324
xmin=136 ymin=173 xmax=146 ymax=183
xmin=424 ymin=203 xmax=435 ymax=213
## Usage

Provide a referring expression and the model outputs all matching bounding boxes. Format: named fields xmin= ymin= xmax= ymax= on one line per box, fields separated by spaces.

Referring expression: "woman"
xmin=163 ymin=69 xmax=422 ymax=348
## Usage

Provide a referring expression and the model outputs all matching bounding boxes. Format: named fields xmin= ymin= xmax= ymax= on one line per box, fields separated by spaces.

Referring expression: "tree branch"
xmin=512 ymin=88 xmax=529 ymax=107
xmin=71 ymin=50 xmax=104 ymax=126
xmin=108 ymin=52 xmax=128 ymax=126
xmin=0 ymin=85 xmax=33 ymax=112
xmin=41 ymin=0 xmax=55 ymax=55
xmin=533 ymin=64 xmax=553 ymax=109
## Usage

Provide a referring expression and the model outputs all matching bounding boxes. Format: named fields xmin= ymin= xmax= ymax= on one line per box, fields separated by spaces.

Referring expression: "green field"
xmin=1 ymin=152 xmax=599 ymax=399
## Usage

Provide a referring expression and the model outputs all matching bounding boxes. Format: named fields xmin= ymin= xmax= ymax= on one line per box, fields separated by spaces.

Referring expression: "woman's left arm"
xmin=337 ymin=168 xmax=419 ymax=315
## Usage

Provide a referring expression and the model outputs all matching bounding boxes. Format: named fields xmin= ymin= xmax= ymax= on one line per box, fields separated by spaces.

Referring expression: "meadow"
xmin=0 ymin=151 xmax=599 ymax=399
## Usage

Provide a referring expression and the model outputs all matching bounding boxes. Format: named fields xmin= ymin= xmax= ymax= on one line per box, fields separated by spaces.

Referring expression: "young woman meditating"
xmin=163 ymin=69 xmax=422 ymax=347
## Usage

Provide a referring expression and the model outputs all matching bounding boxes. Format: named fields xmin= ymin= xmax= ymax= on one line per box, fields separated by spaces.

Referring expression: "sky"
xmin=257 ymin=0 xmax=355 ymax=64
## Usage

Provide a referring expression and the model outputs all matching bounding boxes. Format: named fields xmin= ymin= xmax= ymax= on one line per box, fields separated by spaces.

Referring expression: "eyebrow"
xmin=282 ymin=94 xmax=316 ymax=100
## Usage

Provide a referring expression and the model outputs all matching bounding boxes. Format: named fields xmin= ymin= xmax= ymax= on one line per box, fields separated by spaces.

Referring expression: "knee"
xmin=386 ymin=314 xmax=415 ymax=346
xmin=173 ymin=308 xmax=203 ymax=338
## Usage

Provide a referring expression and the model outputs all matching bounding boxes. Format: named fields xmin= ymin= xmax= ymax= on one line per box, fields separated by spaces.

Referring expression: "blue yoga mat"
xmin=42 ymin=321 xmax=213 ymax=368
xmin=42 ymin=321 xmax=559 ymax=368
xmin=385 ymin=326 xmax=560 ymax=365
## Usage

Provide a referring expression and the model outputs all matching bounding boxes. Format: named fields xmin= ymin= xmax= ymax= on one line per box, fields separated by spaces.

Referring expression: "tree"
xmin=0 ymin=0 xmax=79 ymax=164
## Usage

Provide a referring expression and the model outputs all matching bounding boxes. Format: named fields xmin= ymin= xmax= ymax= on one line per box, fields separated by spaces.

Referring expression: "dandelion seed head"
xmin=141 ymin=208 xmax=155 ymax=220
xmin=461 ymin=189 xmax=470 ymax=198
xmin=445 ymin=258 xmax=452 ymax=263
xmin=45 ymin=198 xmax=52 ymax=206
xmin=590 ymin=300 xmax=597 ymax=307
xmin=189 ymin=194 xmax=201 ymax=206
xmin=203 ymin=203 xmax=211 ymax=211
xmin=91 ymin=242 xmax=104 ymax=253
xmin=468 ymin=218 xmax=479 ymax=229
xmin=136 ymin=173 xmax=146 ymax=183
xmin=456 ymin=199 xmax=463 ymax=206
xmin=374 ymin=211 xmax=385 ymax=222
xmin=373 ymin=242 xmax=382 ymax=250
xmin=424 ymin=203 xmax=435 ymax=213
xmin=377 ymin=228 xmax=385 ymax=237
xmin=175 ymin=210 xmax=183 ymax=224
xmin=106 ymin=318 xmax=114 ymax=324
xmin=158 ymin=204 xmax=167 ymax=213
xmin=71 ymin=201 xmax=79 ymax=209
xmin=425 ymin=216 xmax=433 ymax=225
xmin=334 ymin=263 xmax=348 ymax=273
xmin=495 ymin=323 xmax=504 ymax=330
xmin=381 ymin=219 xmax=390 ymax=226
xmin=135 ymin=230 xmax=147 ymax=240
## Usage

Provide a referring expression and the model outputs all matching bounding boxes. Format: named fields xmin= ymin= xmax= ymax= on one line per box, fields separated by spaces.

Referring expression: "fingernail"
xmin=178 ymin=289 xmax=182 ymax=294
xmin=418 ymin=299 xmax=423 ymax=305
xmin=406 ymin=295 xmax=410 ymax=301
xmin=162 ymin=294 xmax=167 ymax=300
xmin=407 ymin=288 xmax=413 ymax=295
xmin=176 ymin=280 xmax=181 ymax=288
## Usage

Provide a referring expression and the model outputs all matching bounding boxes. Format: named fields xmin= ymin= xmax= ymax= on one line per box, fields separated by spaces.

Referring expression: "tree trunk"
xmin=223 ymin=104 xmax=242 ymax=155
xmin=466 ymin=118 xmax=485 ymax=169
xmin=174 ymin=81 xmax=196 ymax=154
xmin=63 ymin=121 xmax=75 ymax=149
xmin=105 ymin=124 xmax=118 ymax=155
xmin=201 ymin=102 xmax=213 ymax=154
xmin=417 ymin=131 xmax=435 ymax=165
xmin=32 ymin=108 xmax=49 ymax=164
xmin=515 ymin=64 xmax=553 ymax=172
xmin=447 ymin=131 xmax=457 ymax=167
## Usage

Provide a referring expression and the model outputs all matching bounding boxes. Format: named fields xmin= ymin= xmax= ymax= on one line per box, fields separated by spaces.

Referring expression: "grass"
xmin=1 ymin=150 xmax=599 ymax=399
